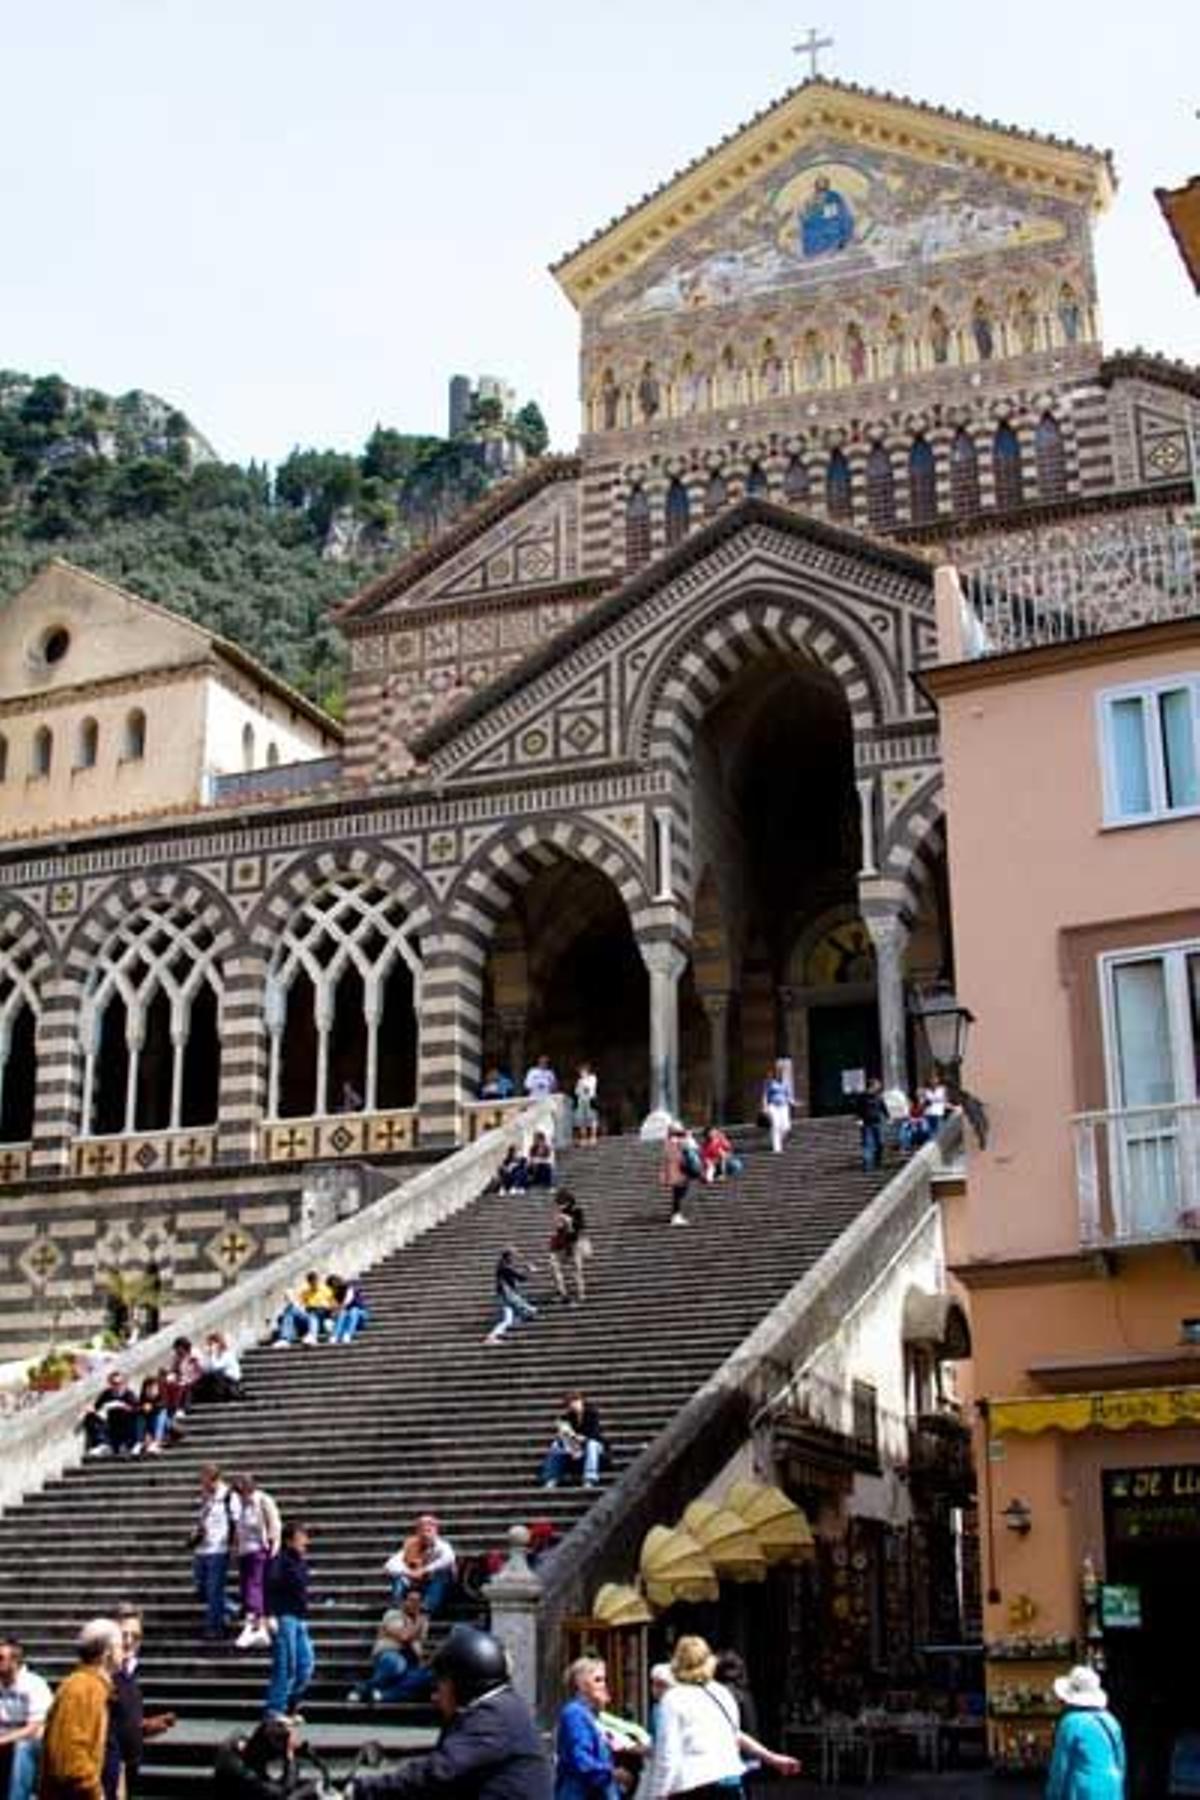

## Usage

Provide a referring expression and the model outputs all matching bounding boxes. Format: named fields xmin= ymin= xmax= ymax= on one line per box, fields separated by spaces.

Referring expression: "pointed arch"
xmin=1035 ymin=414 xmax=1067 ymax=501
xmin=992 ymin=423 xmax=1024 ymax=511
xmin=665 ymin=478 xmax=690 ymax=547
xmin=704 ymin=470 xmax=728 ymax=516
xmin=866 ymin=444 xmax=896 ymax=530
xmin=0 ymin=899 xmax=54 ymax=1145
xmin=783 ymin=454 xmax=811 ymax=504
xmin=950 ymin=429 xmax=981 ymax=518
xmin=826 ymin=449 xmax=852 ymax=522
xmin=908 ymin=439 xmax=937 ymax=524
xmin=625 ymin=486 xmax=651 ymax=571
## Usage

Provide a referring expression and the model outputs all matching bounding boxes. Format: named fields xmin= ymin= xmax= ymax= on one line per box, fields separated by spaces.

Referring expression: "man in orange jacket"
xmin=39 ymin=1620 xmax=121 ymax=1800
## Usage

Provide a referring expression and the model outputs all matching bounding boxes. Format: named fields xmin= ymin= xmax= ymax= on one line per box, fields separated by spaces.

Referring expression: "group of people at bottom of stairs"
xmin=485 ymin=1189 xmax=591 ymax=1344
xmin=270 ymin=1270 xmax=370 ymax=1347
xmin=79 ymin=1331 xmax=241 ymax=1461
xmin=0 ymin=1610 xmax=175 ymax=1800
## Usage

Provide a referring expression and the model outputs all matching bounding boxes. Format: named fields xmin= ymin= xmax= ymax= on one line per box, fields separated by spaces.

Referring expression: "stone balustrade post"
xmin=485 ymin=1525 xmax=543 ymax=1709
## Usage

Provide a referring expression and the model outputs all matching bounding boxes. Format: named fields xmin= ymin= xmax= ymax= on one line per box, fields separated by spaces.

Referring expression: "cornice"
xmin=348 ymin=578 xmax=610 ymax=641
xmin=552 ymin=79 xmax=1115 ymax=308
xmin=0 ymin=658 xmax=211 ymax=719
xmin=918 ymin=613 xmax=1200 ymax=701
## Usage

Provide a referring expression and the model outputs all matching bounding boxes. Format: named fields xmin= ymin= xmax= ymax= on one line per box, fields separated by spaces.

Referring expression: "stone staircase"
xmin=0 ymin=1117 xmax=890 ymax=1793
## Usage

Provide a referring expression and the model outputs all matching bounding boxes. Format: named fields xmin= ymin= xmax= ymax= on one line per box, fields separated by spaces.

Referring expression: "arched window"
xmin=745 ymin=464 xmax=769 ymax=499
xmin=826 ymin=450 xmax=853 ymax=522
xmin=993 ymin=424 xmax=1024 ymax=512
xmin=625 ymin=487 xmax=651 ymax=571
xmin=267 ymin=742 xmax=281 ymax=768
xmin=0 ymin=925 xmax=42 ymax=1145
xmin=76 ymin=717 xmax=99 ymax=770
xmin=123 ymin=709 xmax=146 ymax=761
xmin=31 ymin=727 xmax=52 ymax=779
xmin=82 ymin=900 xmax=223 ymax=1136
xmin=950 ymin=429 xmax=981 ymax=518
xmin=704 ymin=471 xmax=727 ymax=516
xmin=908 ymin=439 xmax=938 ymax=524
xmin=0 ymin=735 xmax=8 ymax=784
xmin=783 ymin=455 xmax=811 ymax=504
xmin=1035 ymin=415 xmax=1067 ymax=501
xmin=865 ymin=444 xmax=896 ymax=530
xmin=267 ymin=875 xmax=420 ymax=1118
xmin=665 ymin=479 xmax=690 ymax=548
xmin=242 ymin=722 xmax=256 ymax=771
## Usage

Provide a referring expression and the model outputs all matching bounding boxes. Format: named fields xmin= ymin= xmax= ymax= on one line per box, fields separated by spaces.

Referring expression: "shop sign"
xmin=992 ymin=1387 xmax=1200 ymax=1436
xmin=1100 ymin=1584 xmax=1142 ymax=1629
xmin=1104 ymin=1464 xmax=1200 ymax=1544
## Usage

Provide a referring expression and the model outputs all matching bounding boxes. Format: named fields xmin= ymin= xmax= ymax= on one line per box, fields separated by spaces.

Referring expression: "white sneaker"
xmin=271 ymin=1338 xmax=291 ymax=1350
xmin=235 ymin=1622 xmax=257 ymax=1650
xmin=670 ymin=1214 xmax=690 ymax=1226
xmin=249 ymin=1626 xmax=272 ymax=1648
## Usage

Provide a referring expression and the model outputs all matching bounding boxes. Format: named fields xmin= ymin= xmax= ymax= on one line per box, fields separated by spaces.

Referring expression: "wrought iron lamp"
xmin=1002 ymin=1497 xmax=1033 ymax=1535
xmin=910 ymin=983 xmax=989 ymax=1147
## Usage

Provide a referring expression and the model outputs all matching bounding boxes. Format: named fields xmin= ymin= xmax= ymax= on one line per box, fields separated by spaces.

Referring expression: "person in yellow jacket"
xmin=39 ymin=1620 xmax=121 ymax=1800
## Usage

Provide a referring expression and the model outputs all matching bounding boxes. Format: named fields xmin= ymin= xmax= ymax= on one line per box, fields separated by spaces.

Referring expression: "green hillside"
xmin=0 ymin=373 xmax=549 ymax=714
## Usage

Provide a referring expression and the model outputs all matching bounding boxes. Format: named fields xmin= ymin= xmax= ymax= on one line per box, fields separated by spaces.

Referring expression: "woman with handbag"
xmin=648 ymin=1637 xmax=798 ymax=1798
xmin=550 ymin=1191 xmax=590 ymax=1304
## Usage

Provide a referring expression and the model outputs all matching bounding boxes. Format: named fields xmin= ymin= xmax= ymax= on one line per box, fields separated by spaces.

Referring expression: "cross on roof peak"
xmin=793 ymin=27 xmax=834 ymax=79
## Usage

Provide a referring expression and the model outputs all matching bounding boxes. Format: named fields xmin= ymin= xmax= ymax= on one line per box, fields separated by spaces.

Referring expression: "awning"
xmin=902 ymin=1286 xmax=972 ymax=1359
xmin=593 ymin=1582 xmax=654 ymax=1626
xmin=991 ymin=1385 xmax=1200 ymax=1437
xmin=638 ymin=1525 xmax=719 ymax=1607
xmin=682 ymin=1499 xmax=768 ymax=1582
xmin=725 ymin=1478 xmax=815 ymax=1563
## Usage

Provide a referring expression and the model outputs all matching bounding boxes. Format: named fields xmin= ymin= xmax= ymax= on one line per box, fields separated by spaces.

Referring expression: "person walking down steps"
xmin=660 ymin=1126 xmax=690 ymax=1227
xmin=549 ymin=1192 xmax=590 ymax=1305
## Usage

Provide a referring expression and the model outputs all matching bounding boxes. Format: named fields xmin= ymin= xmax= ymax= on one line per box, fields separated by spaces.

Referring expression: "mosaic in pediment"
xmin=374 ymin=480 xmax=581 ymax=618
xmin=597 ymin=142 xmax=1073 ymax=332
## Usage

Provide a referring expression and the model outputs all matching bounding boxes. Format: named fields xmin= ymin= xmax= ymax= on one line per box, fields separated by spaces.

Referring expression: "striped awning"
xmin=990 ymin=1385 xmax=1200 ymax=1437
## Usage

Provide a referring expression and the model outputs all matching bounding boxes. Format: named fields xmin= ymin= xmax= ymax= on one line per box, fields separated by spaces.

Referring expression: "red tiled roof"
xmin=334 ymin=455 xmax=582 ymax=624
xmin=550 ymin=76 xmax=1116 ymax=274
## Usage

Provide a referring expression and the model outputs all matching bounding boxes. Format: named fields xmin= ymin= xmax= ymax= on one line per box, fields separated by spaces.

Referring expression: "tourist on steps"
xmin=524 ymin=1055 xmax=559 ymax=1100
xmin=486 ymin=1246 xmax=538 ymax=1344
xmin=540 ymin=1392 xmax=606 ymax=1489
xmin=0 ymin=1635 xmax=51 ymax=1800
xmin=554 ymin=1657 xmax=624 ymax=1798
xmin=660 ymin=1126 xmax=690 ymax=1227
xmin=132 ymin=1375 xmax=170 ymax=1456
xmin=496 ymin=1146 xmax=530 ymax=1194
xmin=647 ymin=1635 xmax=799 ymax=1797
xmin=761 ymin=1064 xmax=792 ymax=1155
xmin=480 ymin=1068 xmax=515 ymax=1100
xmin=263 ymin=1521 xmax=316 ymax=1722
xmin=192 ymin=1462 xmax=234 ymax=1641
xmin=192 ymin=1331 xmax=244 ymax=1404
xmin=81 ymin=1369 xmax=138 ymax=1458
xmin=854 ymin=1077 xmax=888 ymax=1172
xmin=573 ymin=1063 xmax=600 ymax=1146
xmin=164 ymin=1336 xmax=201 ymax=1421
xmin=347 ymin=1591 xmax=433 ymax=1707
xmin=39 ymin=1621 xmax=122 ymax=1800
xmin=330 ymin=1274 xmax=370 ymax=1343
xmin=700 ymin=1125 xmax=737 ymax=1183
xmin=213 ymin=1715 xmax=325 ymax=1799
xmin=527 ymin=1130 xmax=556 ymax=1190
xmin=346 ymin=1625 xmax=551 ymax=1799
xmin=102 ymin=1606 xmax=175 ymax=1800
xmin=549 ymin=1192 xmax=589 ymax=1304
xmin=232 ymin=1473 xmax=282 ymax=1650
xmin=385 ymin=1514 xmax=458 ymax=1617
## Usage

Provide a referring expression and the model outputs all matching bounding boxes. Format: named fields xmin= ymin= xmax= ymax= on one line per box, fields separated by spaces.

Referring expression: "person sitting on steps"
xmin=385 ymin=1514 xmax=457 ymax=1617
xmin=527 ymin=1130 xmax=555 ymax=1190
xmin=329 ymin=1275 xmax=369 ymax=1344
xmin=700 ymin=1124 xmax=736 ymax=1183
xmin=192 ymin=1331 xmax=243 ymax=1404
xmin=347 ymin=1591 xmax=433 ymax=1708
xmin=81 ymin=1370 xmax=138 ymax=1459
xmin=272 ymin=1272 xmax=333 ymax=1347
xmin=539 ymin=1391 xmax=606 ymax=1490
xmin=496 ymin=1146 xmax=529 ymax=1195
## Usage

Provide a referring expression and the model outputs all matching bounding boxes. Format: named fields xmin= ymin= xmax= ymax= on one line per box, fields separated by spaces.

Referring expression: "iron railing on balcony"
xmin=1074 ymin=1099 xmax=1200 ymax=1248
xmin=962 ymin=521 xmax=1199 ymax=658
xmin=211 ymin=755 xmax=341 ymax=804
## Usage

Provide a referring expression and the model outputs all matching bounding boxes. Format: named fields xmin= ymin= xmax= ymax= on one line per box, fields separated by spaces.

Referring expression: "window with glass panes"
xmin=1099 ymin=679 xmax=1200 ymax=823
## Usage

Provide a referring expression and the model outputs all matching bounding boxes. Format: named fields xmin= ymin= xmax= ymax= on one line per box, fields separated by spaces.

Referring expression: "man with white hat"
xmin=1046 ymin=1665 xmax=1126 ymax=1800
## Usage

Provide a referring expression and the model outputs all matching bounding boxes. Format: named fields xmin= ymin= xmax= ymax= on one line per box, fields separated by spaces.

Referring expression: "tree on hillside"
xmin=512 ymin=401 xmax=549 ymax=457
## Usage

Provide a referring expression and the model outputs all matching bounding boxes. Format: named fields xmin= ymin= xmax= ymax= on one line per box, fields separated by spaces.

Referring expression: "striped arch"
xmin=880 ymin=776 xmax=947 ymax=918
xmin=249 ymin=845 xmax=435 ymax=955
xmin=65 ymin=869 xmax=242 ymax=976
xmin=635 ymin=589 xmax=890 ymax=783
xmin=445 ymin=818 xmax=654 ymax=955
xmin=0 ymin=897 xmax=56 ymax=1146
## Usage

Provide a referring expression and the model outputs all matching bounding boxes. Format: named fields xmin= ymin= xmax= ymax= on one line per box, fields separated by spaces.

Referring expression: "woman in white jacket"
xmin=648 ymin=1636 xmax=799 ymax=1797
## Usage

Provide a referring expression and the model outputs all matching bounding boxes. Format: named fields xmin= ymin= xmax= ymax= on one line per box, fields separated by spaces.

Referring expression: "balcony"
xmin=1074 ymin=1101 xmax=1200 ymax=1249
xmin=960 ymin=520 xmax=1199 ymax=659
xmin=907 ymin=1409 xmax=975 ymax=1499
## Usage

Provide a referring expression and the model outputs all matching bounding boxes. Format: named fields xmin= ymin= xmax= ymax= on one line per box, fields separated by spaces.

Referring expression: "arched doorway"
xmin=682 ymin=651 xmax=874 ymax=1119
xmin=481 ymin=858 xmax=649 ymax=1134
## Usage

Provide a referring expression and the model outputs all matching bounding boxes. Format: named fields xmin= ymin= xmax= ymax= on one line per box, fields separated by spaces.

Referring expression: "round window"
xmin=41 ymin=626 xmax=71 ymax=665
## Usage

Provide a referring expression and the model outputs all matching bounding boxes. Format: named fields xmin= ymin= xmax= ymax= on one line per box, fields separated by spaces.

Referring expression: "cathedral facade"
xmin=0 ymin=78 xmax=1196 ymax=1350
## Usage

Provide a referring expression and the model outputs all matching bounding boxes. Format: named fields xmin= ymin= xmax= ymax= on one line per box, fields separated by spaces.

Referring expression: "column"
xmin=639 ymin=940 xmax=687 ymax=1137
xmin=496 ymin=1006 xmax=527 ymax=1084
xmin=778 ymin=987 xmax=810 ymax=1119
xmin=417 ymin=929 xmax=483 ymax=1147
xmin=864 ymin=908 xmax=912 ymax=1095
xmin=30 ymin=973 xmax=85 ymax=1177
xmin=701 ymin=991 xmax=731 ymax=1122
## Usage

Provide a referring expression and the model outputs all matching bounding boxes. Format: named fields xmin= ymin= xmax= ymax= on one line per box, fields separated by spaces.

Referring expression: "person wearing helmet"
xmin=347 ymin=1626 xmax=550 ymax=1798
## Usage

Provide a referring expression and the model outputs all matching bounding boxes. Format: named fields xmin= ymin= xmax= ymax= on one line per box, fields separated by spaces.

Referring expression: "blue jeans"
xmin=390 ymin=1569 xmax=453 ymax=1616
xmin=540 ymin=1438 xmax=602 ymax=1485
xmin=264 ymin=1613 xmax=315 ymax=1718
xmin=135 ymin=1406 xmax=169 ymax=1447
xmin=333 ymin=1305 xmax=368 ymax=1343
xmin=194 ymin=1550 xmax=230 ymax=1636
xmin=7 ymin=1738 xmax=40 ymax=1800
xmin=861 ymin=1122 xmax=883 ymax=1170
xmin=369 ymin=1648 xmax=434 ymax=1702
xmin=277 ymin=1303 xmax=316 ymax=1344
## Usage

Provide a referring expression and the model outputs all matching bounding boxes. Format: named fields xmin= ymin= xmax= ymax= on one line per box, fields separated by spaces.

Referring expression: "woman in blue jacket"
xmin=555 ymin=1658 xmax=620 ymax=1800
xmin=1046 ymin=1666 xmax=1126 ymax=1800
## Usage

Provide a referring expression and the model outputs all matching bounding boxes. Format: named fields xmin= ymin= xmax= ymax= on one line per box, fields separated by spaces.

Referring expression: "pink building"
xmin=924 ymin=527 xmax=1200 ymax=1792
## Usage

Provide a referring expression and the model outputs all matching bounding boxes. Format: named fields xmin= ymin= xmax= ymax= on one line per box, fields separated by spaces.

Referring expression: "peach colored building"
xmin=924 ymin=540 xmax=1200 ymax=1793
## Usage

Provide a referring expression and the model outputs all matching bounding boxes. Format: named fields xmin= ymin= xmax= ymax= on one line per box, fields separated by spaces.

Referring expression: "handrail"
xmin=0 ymin=1103 xmax=546 ymax=1516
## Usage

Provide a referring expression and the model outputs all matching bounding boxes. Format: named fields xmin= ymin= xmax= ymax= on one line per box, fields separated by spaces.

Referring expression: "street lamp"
xmin=910 ymin=983 xmax=989 ymax=1148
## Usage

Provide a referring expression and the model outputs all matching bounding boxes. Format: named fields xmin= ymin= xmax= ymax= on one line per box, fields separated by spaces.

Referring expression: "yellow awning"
xmin=639 ymin=1525 xmax=719 ymax=1607
xmin=682 ymin=1500 xmax=769 ymax=1582
xmin=724 ymin=1479 xmax=815 ymax=1563
xmin=991 ymin=1386 xmax=1200 ymax=1437
xmin=593 ymin=1582 xmax=655 ymax=1626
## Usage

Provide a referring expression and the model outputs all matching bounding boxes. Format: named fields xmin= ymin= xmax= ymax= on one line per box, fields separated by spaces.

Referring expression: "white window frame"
xmin=1097 ymin=675 xmax=1200 ymax=827
xmin=1099 ymin=938 xmax=1200 ymax=1110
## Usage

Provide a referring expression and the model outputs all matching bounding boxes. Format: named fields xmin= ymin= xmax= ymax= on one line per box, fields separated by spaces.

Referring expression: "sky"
xmin=1 ymin=0 xmax=1197 ymax=467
